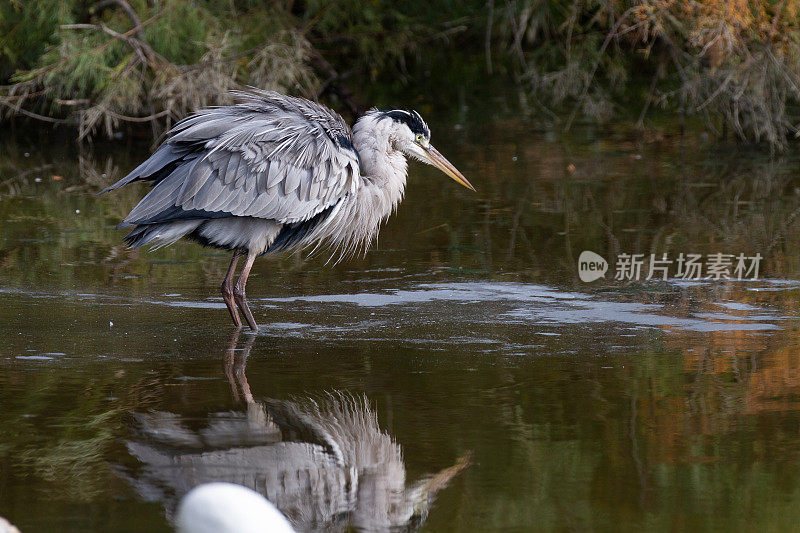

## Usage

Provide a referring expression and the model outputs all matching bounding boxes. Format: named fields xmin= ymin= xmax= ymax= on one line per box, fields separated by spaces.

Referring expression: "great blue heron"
xmin=99 ymin=90 xmax=474 ymax=330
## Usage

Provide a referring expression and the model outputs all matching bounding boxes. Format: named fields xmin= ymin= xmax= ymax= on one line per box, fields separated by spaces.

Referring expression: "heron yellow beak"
xmin=425 ymin=145 xmax=475 ymax=191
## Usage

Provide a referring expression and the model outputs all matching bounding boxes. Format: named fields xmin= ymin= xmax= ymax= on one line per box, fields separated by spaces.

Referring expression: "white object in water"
xmin=0 ymin=517 xmax=20 ymax=533
xmin=175 ymin=482 xmax=294 ymax=533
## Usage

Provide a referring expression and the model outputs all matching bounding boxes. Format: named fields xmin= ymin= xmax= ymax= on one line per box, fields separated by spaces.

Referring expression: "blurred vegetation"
xmin=497 ymin=0 xmax=800 ymax=149
xmin=1 ymin=0 xmax=800 ymax=149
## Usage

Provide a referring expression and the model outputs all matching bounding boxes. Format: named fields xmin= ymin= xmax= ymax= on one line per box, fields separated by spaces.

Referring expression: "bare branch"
xmin=90 ymin=0 xmax=143 ymax=39
xmin=0 ymin=99 xmax=70 ymax=124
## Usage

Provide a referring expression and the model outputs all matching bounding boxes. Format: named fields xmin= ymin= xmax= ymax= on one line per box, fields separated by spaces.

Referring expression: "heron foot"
xmin=234 ymin=285 xmax=258 ymax=332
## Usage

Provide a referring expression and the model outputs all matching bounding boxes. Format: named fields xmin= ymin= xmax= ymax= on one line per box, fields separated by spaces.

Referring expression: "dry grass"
xmin=499 ymin=0 xmax=800 ymax=149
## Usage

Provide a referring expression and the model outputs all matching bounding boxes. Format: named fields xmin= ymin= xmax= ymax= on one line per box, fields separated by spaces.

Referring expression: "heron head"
xmin=381 ymin=110 xmax=475 ymax=191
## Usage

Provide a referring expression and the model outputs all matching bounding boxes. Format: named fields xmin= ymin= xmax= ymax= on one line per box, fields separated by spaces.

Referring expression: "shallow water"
xmin=4 ymin=115 xmax=800 ymax=531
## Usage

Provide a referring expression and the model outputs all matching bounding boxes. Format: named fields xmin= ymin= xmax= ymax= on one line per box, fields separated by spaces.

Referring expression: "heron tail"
xmin=96 ymin=143 xmax=194 ymax=196
xmin=123 ymin=221 xmax=202 ymax=249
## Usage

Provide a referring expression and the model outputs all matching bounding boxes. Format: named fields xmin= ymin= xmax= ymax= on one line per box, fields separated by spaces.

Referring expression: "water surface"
xmin=4 ymin=117 xmax=800 ymax=531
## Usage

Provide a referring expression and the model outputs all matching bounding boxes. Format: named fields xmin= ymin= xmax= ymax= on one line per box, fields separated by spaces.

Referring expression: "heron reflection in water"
xmin=121 ymin=331 xmax=470 ymax=531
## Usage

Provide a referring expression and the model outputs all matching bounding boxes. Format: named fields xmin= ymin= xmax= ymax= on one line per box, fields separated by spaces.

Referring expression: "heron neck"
xmin=308 ymin=116 xmax=409 ymax=259
xmin=352 ymin=115 xmax=408 ymax=202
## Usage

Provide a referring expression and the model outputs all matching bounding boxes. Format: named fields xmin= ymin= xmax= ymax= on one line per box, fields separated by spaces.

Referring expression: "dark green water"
xmin=4 ymin=114 xmax=800 ymax=532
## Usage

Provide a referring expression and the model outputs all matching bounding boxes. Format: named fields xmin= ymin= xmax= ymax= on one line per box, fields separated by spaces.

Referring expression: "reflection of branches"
xmin=0 ymin=164 xmax=54 ymax=190
xmin=79 ymin=152 xmax=121 ymax=189
xmin=629 ymin=381 xmax=648 ymax=507
xmin=507 ymin=182 xmax=533 ymax=261
xmin=766 ymin=203 xmax=800 ymax=258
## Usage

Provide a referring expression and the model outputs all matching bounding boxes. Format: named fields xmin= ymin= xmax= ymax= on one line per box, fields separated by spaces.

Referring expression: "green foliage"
xmin=3 ymin=0 xmax=800 ymax=149
xmin=0 ymin=0 xmax=75 ymax=78
xmin=0 ymin=0 xmax=320 ymax=138
xmin=140 ymin=0 xmax=216 ymax=65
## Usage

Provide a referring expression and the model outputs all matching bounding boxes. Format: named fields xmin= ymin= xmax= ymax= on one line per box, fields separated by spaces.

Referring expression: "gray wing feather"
xmin=283 ymin=166 xmax=303 ymax=196
xmin=191 ymin=171 xmax=227 ymax=211
xmin=98 ymin=144 xmax=188 ymax=195
xmin=119 ymin=90 xmax=360 ymax=227
xmin=234 ymin=158 xmax=250 ymax=191
xmin=224 ymin=154 xmax=240 ymax=186
xmin=266 ymin=161 xmax=283 ymax=189
xmin=299 ymin=171 xmax=311 ymax=201
xmin=256 ymin=165 xmax=269 ymax=196
xmin=123 ymin=169 xmax=188 ymax=224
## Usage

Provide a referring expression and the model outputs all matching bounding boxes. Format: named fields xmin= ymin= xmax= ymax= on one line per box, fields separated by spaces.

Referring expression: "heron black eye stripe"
xmin=380 ymin=109 xmax=430 ymax=138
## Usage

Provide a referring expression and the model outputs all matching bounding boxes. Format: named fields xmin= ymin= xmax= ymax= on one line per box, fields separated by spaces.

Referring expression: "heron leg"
xmin=221 ymin=250 xmax=242 ymax=327
xmin=234 ymin=252 xmax=259 ymax=332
